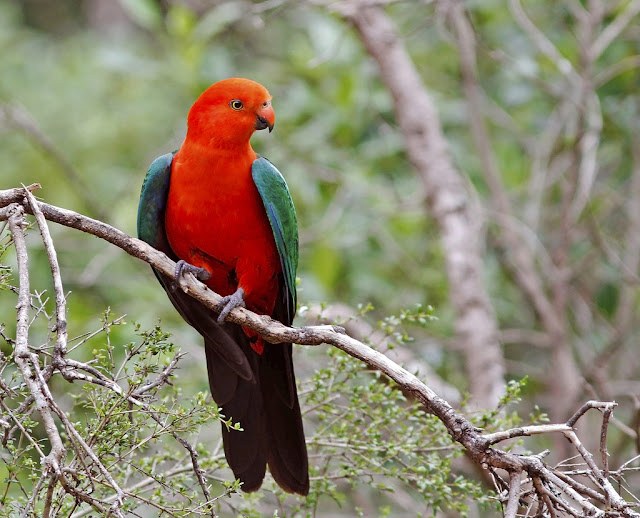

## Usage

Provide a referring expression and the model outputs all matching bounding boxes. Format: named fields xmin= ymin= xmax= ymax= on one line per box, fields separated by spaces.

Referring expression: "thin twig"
xmin=484 ymin=424 xmax=573 ymax=445
xmin=532 ymin=476 xmax=556 ymax=518
xmin=563 ymin=428 xmax=629 ymax=511
xmin=566 ymin=400 xmax=615 ymax=427
xmin=0 ymin=399 xmax=46 ymax=459
xmin=589 ymin=0 xmax=640 ymax=61
xmin=23 ymin=186 xmax=69 ymax=362
xmin=132 ymin=353 xmax=185 ymax=397
xmin=508 ymin=0 xmax=579 ymax=83
xmin=601 ymin=404 xmax=614 ymax=478
xmin=553 ymin=469 xmax=607 ymax=503
xmin=21 ymin=470 xmax=50 ymax=518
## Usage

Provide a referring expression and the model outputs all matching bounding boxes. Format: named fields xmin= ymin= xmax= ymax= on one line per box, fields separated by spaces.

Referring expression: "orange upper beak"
xmin=255 ymin=104 xmax=275 ymax=133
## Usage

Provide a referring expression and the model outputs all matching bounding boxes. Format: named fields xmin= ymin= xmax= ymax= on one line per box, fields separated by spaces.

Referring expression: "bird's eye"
xmin=262 ymin=100 xmax=271 ymax=108
xmin=229 ymin=99 xmax=244 ymax=110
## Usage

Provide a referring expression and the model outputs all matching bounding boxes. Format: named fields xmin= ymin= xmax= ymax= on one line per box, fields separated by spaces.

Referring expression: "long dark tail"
xmin=205 ymin=325 xmax=309 ymax=495
xmin=154 ymin=271 xmax=308 ymax=493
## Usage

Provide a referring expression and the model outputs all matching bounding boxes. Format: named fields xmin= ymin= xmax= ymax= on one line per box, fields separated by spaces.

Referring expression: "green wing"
xmin=137 ymin=152 xmax=175 ymax=251
xmin=252 ymin=157 xmax=299 ymax=322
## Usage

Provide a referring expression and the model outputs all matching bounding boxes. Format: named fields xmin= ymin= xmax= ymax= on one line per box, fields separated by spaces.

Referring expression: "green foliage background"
xmin=1 ymin=0 xmax=640 ymax=515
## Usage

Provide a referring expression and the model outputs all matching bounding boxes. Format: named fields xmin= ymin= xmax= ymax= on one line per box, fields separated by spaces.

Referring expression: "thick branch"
xmin=0 ymin=189 xmax=533 ymax=470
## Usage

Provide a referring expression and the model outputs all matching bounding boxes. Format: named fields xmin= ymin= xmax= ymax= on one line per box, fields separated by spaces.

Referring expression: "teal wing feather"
xmin=251 ymin=157 xmax=299 ymax=322
xmin=137 ymin=152 xmax=175 ymax=251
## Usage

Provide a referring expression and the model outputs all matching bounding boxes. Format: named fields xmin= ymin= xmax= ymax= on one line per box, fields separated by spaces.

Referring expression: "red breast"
xmin=164 ymin=78 xmax=280 ymax=316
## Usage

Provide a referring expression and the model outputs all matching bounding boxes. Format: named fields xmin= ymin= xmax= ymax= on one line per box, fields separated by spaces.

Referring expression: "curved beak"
xmin=255 ymin=104 xmax=275 ymax=133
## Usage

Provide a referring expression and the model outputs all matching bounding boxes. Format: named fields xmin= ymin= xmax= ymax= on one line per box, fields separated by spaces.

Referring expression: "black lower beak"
xmin=255 ymin=115 xmax=274 ymax=133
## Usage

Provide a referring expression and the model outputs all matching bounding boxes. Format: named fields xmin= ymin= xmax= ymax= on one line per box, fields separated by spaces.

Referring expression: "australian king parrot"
xmin=137 ymin=78 xmax=308 ymax=495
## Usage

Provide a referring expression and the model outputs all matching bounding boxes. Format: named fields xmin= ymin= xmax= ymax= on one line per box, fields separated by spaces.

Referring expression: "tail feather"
xmin=263 ymin=381 xmax=309 ymax=494
xmin=205 ymin=325 xmax=308 ymax=495
xmin=262 ymin=343 xmax=309 ymax=494
xmin=159 ymin=269 xmax=308 ymax=494
xmin=205 ymin=334 xmax=267 ymax=486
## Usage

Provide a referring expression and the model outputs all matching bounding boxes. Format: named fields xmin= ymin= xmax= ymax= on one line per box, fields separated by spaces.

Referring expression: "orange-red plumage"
xmin=165 ymin=79 xmax=279 ymax=350
xmin=147 ymin=78 xmax=309 ymax=495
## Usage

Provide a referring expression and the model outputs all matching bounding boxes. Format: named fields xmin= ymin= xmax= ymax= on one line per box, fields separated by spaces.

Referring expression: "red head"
xmin=186 ymin=78 xmax=275 ymax=149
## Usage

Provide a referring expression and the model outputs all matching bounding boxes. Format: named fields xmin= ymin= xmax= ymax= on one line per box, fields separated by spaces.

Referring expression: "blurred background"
xmin=1 ymin=0 xmax=640 ymax=516
xmin=2 ymin=0 xmax=442 ymax=345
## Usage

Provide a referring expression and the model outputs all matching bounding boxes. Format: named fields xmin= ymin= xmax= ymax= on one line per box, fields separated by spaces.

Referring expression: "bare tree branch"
xmin=7 ymin=203 xmax=66 ymax=481
xmin=484 ymin=424 xmax=573 ymax=445
xmin=2 ymin=183 xmax=639 ymax=516
xmin=442 ymin=2 xmax=585 ymax=423
xmin=23 ymin=187 xmax=69 ymax=363
xmin=589 ymin=0 xmax=640 ymax=61
xmin=508 ymin=0 xmax=580 ymax=83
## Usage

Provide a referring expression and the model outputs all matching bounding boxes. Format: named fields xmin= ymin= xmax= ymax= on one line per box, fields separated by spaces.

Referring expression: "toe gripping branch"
xmin=172 ymin=260 xmax=211 ymax=291
xmin=171 ymin=260 xmax=245 ymax=323
xmin=216 ymin=287 xmax=246 ymax=323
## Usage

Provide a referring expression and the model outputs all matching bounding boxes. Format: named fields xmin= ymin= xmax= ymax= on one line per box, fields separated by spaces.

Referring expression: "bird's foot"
xmin=216 ymin=287 xmax=246 ymax=323
xmin=171 ymin=260 xmax=211 ymax=291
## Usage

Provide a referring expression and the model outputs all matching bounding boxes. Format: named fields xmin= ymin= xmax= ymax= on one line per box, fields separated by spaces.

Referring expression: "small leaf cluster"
xmin=292 ymin=345 xmax=488 ymax=517
xmin=379 ymin=303 xmax=438 ymax=350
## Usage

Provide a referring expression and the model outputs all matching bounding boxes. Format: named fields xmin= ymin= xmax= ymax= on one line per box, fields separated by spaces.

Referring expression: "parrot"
xmin=136 ymin=78 xmax=309 ymax=495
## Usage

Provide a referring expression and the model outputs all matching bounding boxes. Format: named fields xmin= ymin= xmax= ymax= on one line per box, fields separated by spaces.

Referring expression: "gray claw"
xmin=172 ymin=260 xmax=211 ymax=291
xmin=216 ymin=287 xmax=245 ymax=323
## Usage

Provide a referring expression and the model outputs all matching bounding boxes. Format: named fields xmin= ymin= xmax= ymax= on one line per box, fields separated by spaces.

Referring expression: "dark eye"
xmin=229 ymin=99 xmax=244 ymax=110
